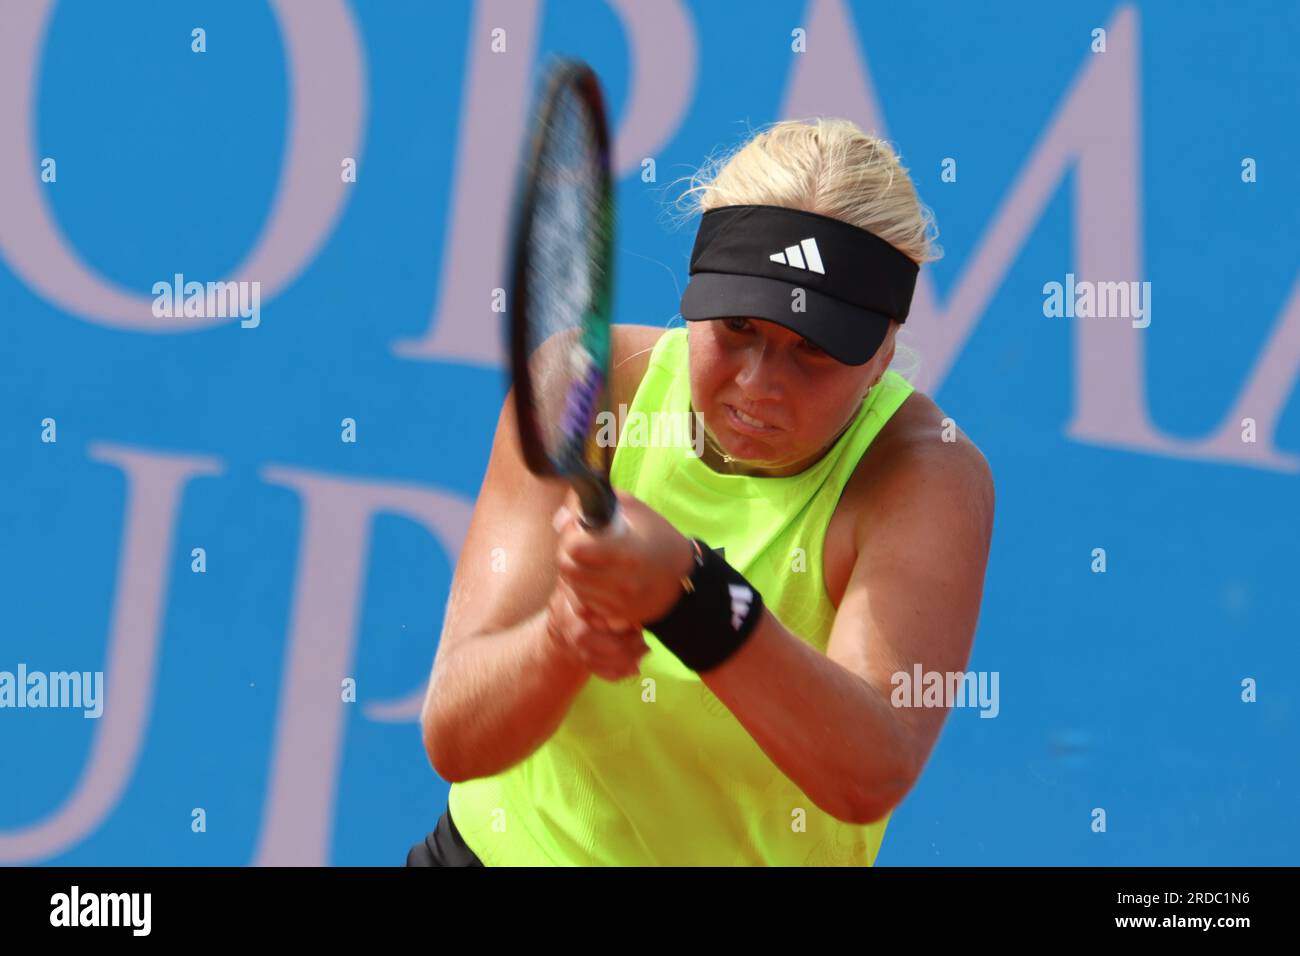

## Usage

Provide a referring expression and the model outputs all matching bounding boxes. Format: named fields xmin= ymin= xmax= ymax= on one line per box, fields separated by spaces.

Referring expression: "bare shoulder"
xmin=855 ymin=389 xmax=995 ymax=534
xmin=599 ymin=324 xmax=667 ymax=470
xmin=610 ymin=323 xmax=668 ymax=408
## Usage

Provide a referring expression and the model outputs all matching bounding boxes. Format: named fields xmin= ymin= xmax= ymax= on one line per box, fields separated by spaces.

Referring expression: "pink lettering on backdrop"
xmin=0 ymin=446 xmax=222 ymax=863
xmin=0 ymin=0 xmax=366 ymax=331
xmin=783 ymin=1 xmax=1298 ymax=471
xmin=5 ymin=0 xmax=1296 ymax=869
xmin=0 ymin=450 xmax=474 ymax=866
xmin=400 ymin=0 xmax=697 ymax=366
xmin=250 ymin=470 xmax=472 ymax=866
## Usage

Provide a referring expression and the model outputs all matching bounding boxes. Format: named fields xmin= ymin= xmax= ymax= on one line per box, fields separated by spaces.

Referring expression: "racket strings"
xmin=524 ymin=82 xmax=612 ymax=466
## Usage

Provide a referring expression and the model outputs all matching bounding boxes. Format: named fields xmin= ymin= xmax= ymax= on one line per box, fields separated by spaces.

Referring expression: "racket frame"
xmin=506 ymin=59 xmax=618 ymax=530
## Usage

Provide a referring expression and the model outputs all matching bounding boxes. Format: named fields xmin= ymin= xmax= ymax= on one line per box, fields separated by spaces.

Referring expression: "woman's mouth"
xmin=723 ymin=403 xmax=779 ymax=435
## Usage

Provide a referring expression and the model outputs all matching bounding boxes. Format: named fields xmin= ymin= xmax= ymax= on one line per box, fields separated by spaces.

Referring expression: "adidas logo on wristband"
xmin=647 ymin=537 xmax=763 ymax=672
xmin=729 ymin=584 xmax=753 ymax=631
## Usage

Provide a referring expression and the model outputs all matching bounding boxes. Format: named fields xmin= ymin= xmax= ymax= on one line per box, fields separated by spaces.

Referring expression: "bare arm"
xmin=421 ymin=325 xmax=665 ymax=783
xmin=701 ymin=440 xmax=995 ymax=823
xmin=419 ymin=388 xmax=590 ymax=783
xmin=423 ymin=611 xmax=593 ymax=785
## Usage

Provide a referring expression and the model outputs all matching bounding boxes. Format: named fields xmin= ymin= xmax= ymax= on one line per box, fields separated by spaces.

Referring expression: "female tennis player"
xmin=409 ymin=118 xmax=994 ymax=867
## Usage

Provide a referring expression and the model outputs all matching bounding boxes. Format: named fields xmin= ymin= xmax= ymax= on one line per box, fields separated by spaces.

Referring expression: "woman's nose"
xmin=735 ymin=347 xmax=785 ymax=400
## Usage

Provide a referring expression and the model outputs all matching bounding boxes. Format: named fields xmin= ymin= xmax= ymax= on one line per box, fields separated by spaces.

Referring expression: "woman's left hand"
xmin=554 ymin=488 xmax=696 ymax=626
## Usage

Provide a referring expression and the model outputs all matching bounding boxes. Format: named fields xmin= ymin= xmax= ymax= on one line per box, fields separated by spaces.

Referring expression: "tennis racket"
xmin=506 ymin=58 xmax=630 ymax=630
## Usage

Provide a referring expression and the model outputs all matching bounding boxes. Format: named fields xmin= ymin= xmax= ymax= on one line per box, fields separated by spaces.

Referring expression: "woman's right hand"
xmin=545 ymin=580 xmax=650 ymax=682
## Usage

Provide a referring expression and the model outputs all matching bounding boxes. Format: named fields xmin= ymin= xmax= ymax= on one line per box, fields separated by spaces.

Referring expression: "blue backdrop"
xmin=2 ymin=0 xmax=1297 ymax=865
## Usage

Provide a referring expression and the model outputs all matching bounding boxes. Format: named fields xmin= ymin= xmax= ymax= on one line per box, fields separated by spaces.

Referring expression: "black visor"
xmin=679 ymin=204 xmax=918 ymax=365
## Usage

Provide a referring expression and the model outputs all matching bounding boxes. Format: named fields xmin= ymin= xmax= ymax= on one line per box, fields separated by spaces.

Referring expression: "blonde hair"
xmin=668 ymin=118 xmax=941 ymax=381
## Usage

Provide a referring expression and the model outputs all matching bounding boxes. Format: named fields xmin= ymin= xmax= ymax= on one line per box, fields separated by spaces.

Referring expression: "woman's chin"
xmin=701 ymin=409 xmax=787 ymax=467
xmin=716 ymin=431 xmax=786 ymax=467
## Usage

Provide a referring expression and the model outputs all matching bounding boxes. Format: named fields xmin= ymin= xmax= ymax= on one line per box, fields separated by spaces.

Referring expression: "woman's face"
xmin=687 ymin=316 xmax=896 ymax=477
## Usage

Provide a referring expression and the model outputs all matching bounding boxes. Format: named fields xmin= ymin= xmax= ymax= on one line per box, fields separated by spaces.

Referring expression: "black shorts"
xmin=405 ymin=806 xmax=484 ymax=867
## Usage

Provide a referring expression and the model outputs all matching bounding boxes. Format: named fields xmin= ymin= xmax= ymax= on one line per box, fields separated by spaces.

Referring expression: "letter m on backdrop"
xmin=782 ymin=3 xmax=1300 ymax=473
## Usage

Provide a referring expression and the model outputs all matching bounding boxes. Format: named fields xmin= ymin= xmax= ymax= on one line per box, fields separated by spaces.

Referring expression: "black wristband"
xmin=644 ymin=539 xmax=764 ymax=672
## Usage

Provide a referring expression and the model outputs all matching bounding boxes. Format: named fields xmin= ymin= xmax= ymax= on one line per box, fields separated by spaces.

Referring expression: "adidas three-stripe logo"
xmin=769 ymin=237 xmax=825 ymax=274
xmin=728 ymin=584 xmax=753 ymax=631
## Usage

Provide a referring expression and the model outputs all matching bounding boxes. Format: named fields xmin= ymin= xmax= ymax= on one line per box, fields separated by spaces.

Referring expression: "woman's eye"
xmin=723 ymin=317 xmax=751 ymax=333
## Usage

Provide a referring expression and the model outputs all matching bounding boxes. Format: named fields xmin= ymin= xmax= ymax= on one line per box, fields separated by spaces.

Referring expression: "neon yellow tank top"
xmin=449 ymin=326 xmax=915 ymax=865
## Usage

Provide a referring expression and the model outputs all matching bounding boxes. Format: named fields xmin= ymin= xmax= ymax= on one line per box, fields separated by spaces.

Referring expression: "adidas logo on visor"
xmin=768 ymin=237 xmax=825 ymax=274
